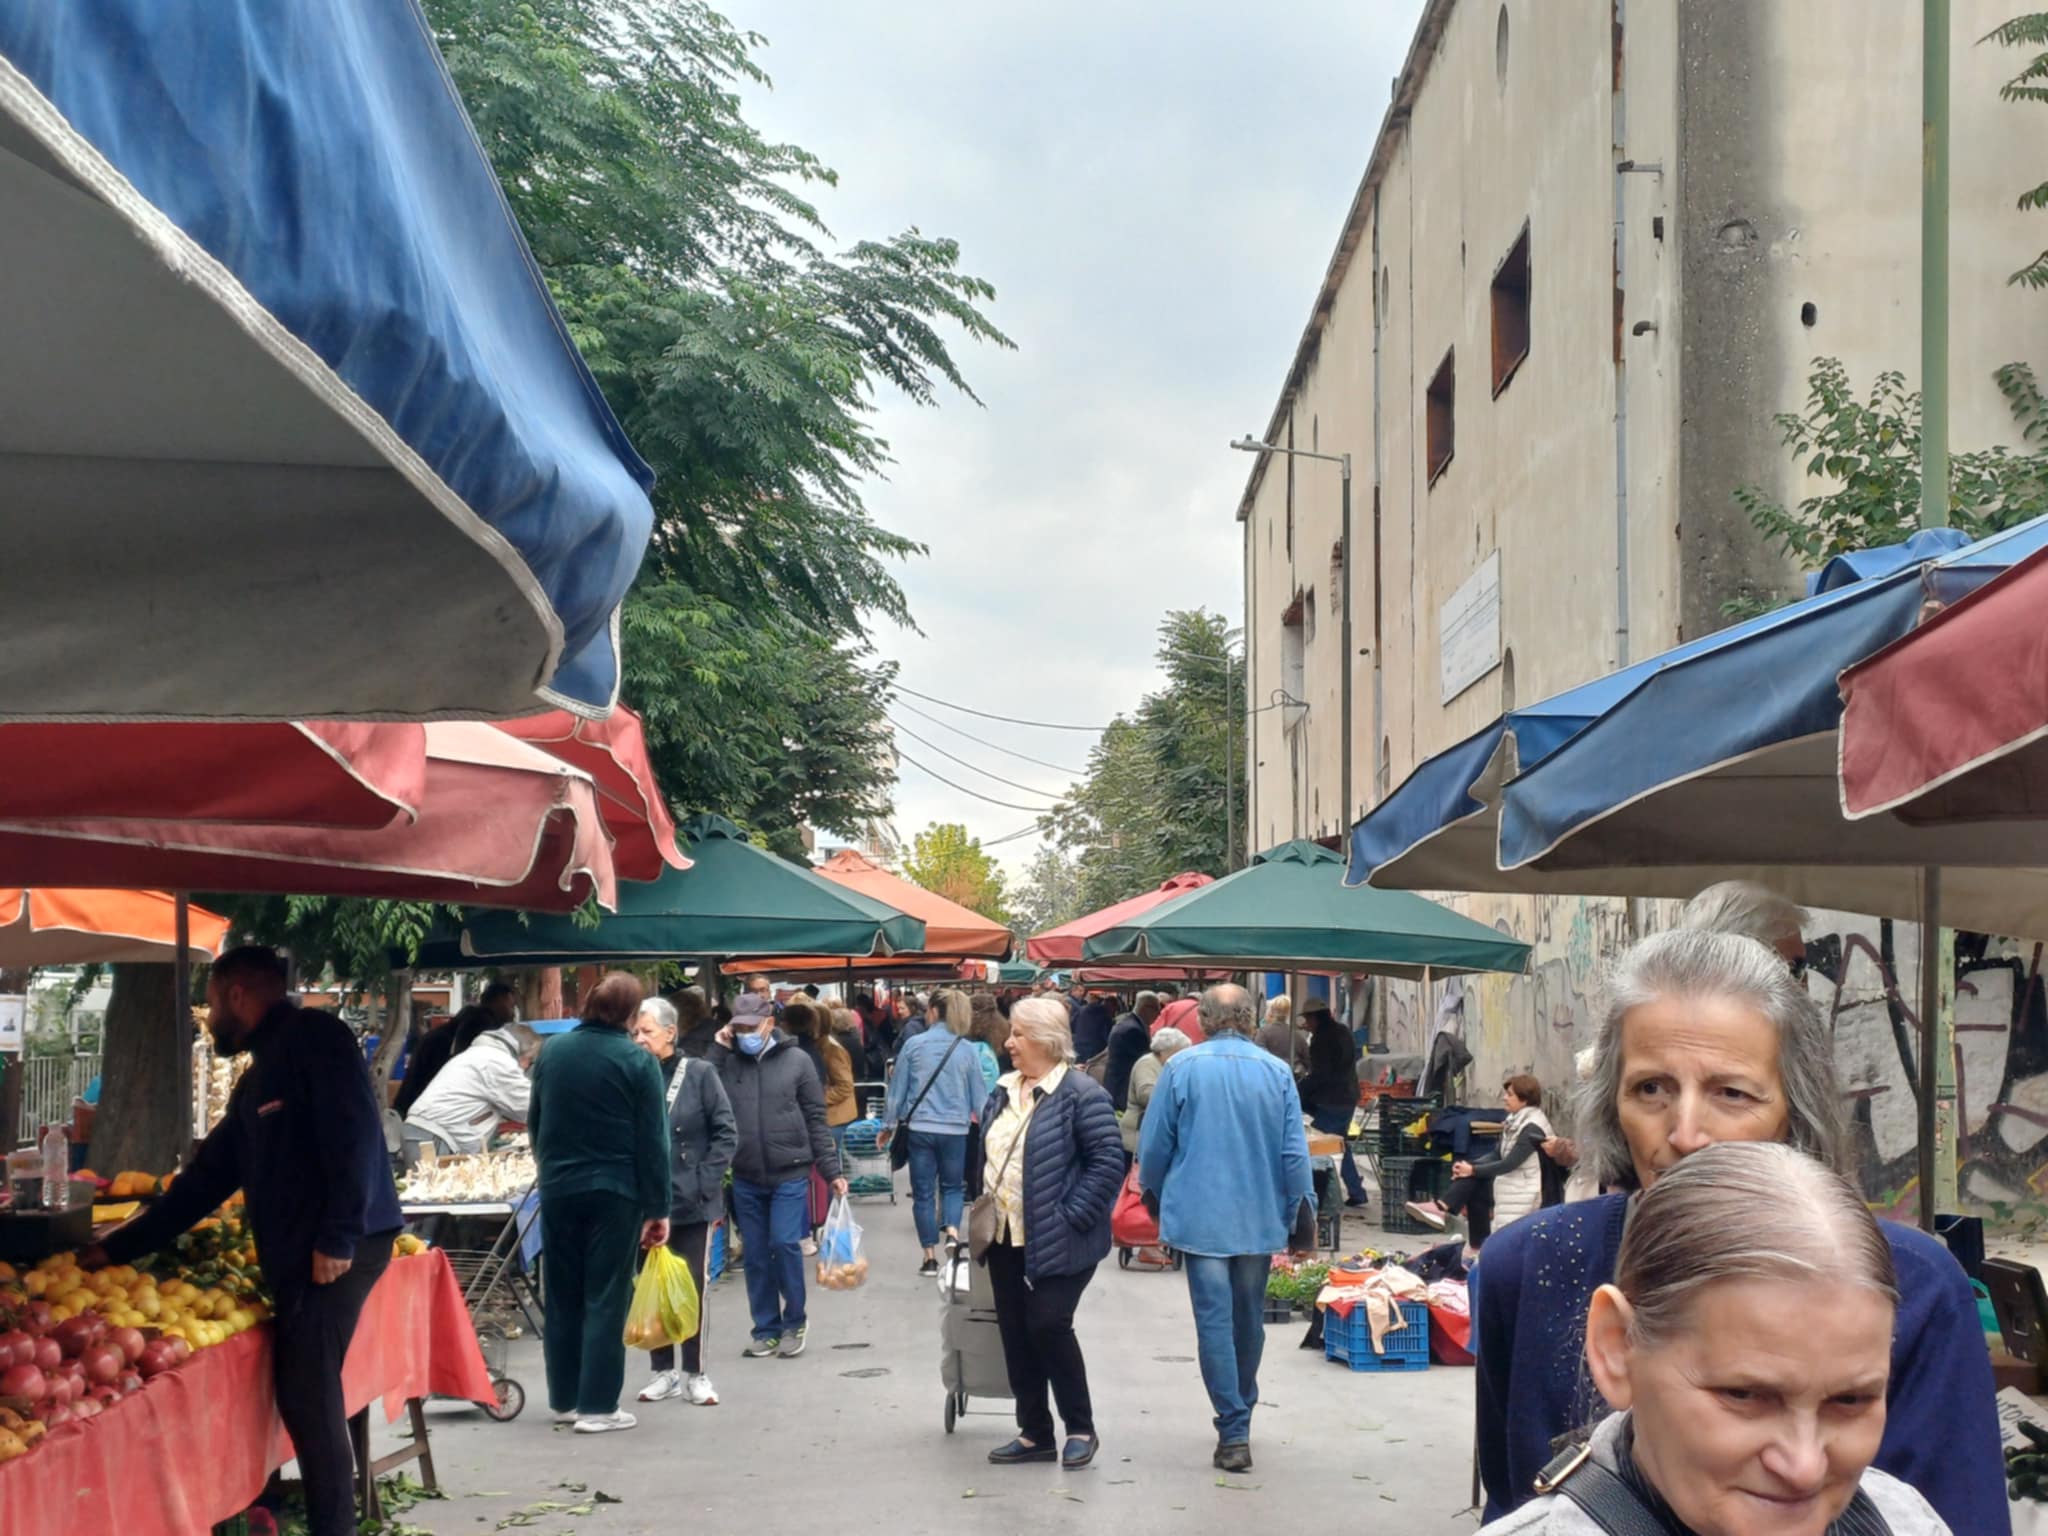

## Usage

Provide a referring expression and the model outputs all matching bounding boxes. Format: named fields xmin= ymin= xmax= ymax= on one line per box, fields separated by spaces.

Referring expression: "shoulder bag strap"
xmin=1538 ymin=1447 xmax=1892 ymax=1536
xmin=988 ymin=1088 xmax=1038 ymax=1187
xmin=900 ymin=1034 xmax=965 ymax=1124
xmin=665 ymin=1057 xmax=689 ymax=1113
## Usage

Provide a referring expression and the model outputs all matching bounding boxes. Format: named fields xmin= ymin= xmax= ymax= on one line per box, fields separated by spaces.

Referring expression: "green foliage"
xmin=210 ymin=894 xmax=450 ymax=987
xmin=1987 ymin=12 xmax=2048 ymax=289
xmin=901 ymin=822 xmax=1011 ymax=923
xmin=1043 ymin=611 xmax=1245 ymax=912
xmin=1009 ymin=843 xmax=1083 ymax=937
xmin=1725 ymin=357 xmax=2048 ymax=616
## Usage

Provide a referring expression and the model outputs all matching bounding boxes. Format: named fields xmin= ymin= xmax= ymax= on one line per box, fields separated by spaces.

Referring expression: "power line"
xmin=891 ymin=700 xmax=1088 ymax=775
xmin=896 ymin=750 xmax=1066 ymax=813
xmin=892 ymin=684 xmax=1114 ymax=733
xmin=981 ymin=822 xmax=1045 ymax=850
xmin=887 ymin=718 xmax=1072 ymax=800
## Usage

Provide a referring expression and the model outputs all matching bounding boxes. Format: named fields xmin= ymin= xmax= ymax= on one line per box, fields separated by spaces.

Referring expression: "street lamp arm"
xmin=1229 ymin=436 xmax=1351 ymax=479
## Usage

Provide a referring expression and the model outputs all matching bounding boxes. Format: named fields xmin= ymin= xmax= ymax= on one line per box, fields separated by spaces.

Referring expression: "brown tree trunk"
xmin=94 ymin=963 xmax=190 ymax=1175
xmin=537 ymin=967 xmax=564 ymax=1020
xmin=368 ymin=972 xmax=412 ymax=1110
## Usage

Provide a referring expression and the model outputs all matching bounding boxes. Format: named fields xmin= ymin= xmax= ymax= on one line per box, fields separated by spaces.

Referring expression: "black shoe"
xmin=1344 ymin=1196 xmax=1370 ymax=1209
xmin=988 ymin=1437 xmax=1057 ymax=1465
xmin=1213 ymin=1441 xmax=1254 ymax=1473
xmin=1061 ymin=1434 xmax=1099 ymax=1469
xmin=918 ymin=1256 xmax=940 ymax=1277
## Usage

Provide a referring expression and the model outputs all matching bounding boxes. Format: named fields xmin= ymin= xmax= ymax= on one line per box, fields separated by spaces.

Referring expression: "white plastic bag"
xmin=816 ymin=1195 xmax=868 ymax=1289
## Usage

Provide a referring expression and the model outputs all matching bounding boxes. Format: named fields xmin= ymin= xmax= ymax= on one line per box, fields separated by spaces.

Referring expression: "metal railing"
xmin=12 ymin=1053 xmax=99 ymax=1148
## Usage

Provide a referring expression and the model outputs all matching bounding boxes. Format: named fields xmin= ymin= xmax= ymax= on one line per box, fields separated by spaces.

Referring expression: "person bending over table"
xmin=85 ymin=945 xmax=403 ymax=1536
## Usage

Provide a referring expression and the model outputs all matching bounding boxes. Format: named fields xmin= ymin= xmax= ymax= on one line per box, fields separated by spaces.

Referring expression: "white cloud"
xmin=733 ymin=1 xmax=1428 ymax=872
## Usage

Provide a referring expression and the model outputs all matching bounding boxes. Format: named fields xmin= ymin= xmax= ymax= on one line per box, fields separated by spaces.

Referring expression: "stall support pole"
xmin=173 ymin=893 xmax=194 ymax=1146
xmin=1915 ymin=868 xmax=1956 ymax=1234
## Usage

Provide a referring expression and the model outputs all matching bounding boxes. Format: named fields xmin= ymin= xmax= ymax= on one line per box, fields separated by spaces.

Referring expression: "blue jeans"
xmin=1184 ymin=1253 xmax=1271 ymax=1444
xmin=732 ymin=1176 xmax=810 ymax=1340
xmin=1311 ymin=1106 xmax=1367 ymax=1202
xmin=906 ymin=1129 xmax=967 ymax=1250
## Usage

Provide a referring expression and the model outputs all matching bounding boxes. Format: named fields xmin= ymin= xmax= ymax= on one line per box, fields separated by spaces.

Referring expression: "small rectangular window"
xmin=1426 ymin=349 xmax=1455 ymax=486
xmin=1491 ymin=223 xmax=1531 ymax=396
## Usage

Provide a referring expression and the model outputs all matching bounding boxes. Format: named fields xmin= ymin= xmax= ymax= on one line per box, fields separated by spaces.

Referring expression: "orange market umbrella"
xmin=1026 ymin=872 xmax=1214 ymax=967
xmin=0 ymin=888 xmax=230 ymax=965
xmin=722 ymin=848 xmax=1011 ymax=979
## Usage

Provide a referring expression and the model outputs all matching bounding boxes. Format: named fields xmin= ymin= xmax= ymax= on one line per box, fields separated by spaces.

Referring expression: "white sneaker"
xmin=800 ymin=1236 xmax=818 ymax=1256
xmin=685 ymin=1373 xmax=720 ymax=1406
xmin=551 ymin=1409 xmax=577 ymax=1427
xmin=573 ymin=1409 xmax=638 ymax=1434
xmin=638 ymin=1370 xmax=683 ymax=1403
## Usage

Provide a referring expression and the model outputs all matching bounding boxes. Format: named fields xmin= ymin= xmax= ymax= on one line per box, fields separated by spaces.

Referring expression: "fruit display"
xmin=396 ymin=1147 xmax=535 ymax=1205
xmin=100 ymin=1171 xmax=169 ymax=1200
xmin=0 ymin=1204 xmax=271 ymax=1463
xmin=391 ymin=1233 xmax=428 ymax=1258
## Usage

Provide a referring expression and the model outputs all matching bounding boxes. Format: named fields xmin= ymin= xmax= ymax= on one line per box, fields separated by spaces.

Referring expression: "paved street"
xmin=374 ymin=1191 xmax=1484 ymax=1535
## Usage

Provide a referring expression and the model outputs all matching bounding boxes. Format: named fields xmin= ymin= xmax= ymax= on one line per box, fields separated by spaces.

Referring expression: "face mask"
xmin=738 ymin=1031 xmax=769 ymax=1057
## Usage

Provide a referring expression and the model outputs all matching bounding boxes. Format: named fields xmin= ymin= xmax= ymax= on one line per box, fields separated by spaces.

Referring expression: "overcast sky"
xmin=733 ymin=2 xmax=1427 ymax=872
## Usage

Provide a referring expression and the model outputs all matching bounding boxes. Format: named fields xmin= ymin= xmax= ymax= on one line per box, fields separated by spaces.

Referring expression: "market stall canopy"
xmin=1348 ymin=518 xmax=2048 ymax=934
xmin=720 ymin=849 xmax=1011 ymax=978
xmin=1082 ymin=840 xmax=1530 ymax=979
xmin=0 ymin=723 xmax=616 ymax=911
xmin=995 ymin=960 xmax=1044 ymax=986
xmin=0 ymin=888 xmax=229 ymax=965
xmin=1027 ymin=872 xmax=1213 ymax=966
xmin=0 ymin=2 xmax=653 ymax=718
xmin=417 ymin=815 xmax=925 ymax=964
xmin=0 ymin=721 xmax=427 ymax=827
xmin=494 ymin=707 xmax=686 ymax=880
xmin=1840 ymin=545 xmax=2048 ymax=824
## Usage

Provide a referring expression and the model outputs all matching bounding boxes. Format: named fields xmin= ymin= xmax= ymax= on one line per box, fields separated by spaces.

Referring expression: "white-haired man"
xmin=1137 ymin=983 xmax=1312 ymax=1475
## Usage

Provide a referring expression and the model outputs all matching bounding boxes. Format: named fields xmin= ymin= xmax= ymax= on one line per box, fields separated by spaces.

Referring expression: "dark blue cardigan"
xmin=971 ymin=1070 xmax=1124 ymax=1282
xmin=1475 ymin=1193 xmax=2009 ymax=1535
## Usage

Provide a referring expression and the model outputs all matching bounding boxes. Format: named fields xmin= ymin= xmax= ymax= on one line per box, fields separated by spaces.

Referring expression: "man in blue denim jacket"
xmin=1138 ymin=984 xmax=1312 ymax=1476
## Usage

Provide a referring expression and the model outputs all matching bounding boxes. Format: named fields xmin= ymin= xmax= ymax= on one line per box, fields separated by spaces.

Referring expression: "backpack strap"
xmin=1532 ymin=1442 xmax=1892 ymax=1536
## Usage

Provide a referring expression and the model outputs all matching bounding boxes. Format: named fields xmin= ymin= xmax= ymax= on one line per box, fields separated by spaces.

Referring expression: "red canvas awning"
xmin=495 ymin=706 xmax=685 ymax=879
xmin=720 ymin=848 xmax=1010 ymax=977
xmin=0 ymin=721 xmax=426 ymax=827
xmin=1026 ymin=872 xmax=1213 ymax=966
xmin=1840 ymin=547 xmax=2048 ymax=822
xmin=0 ymin=723 xmax=616 ymax=911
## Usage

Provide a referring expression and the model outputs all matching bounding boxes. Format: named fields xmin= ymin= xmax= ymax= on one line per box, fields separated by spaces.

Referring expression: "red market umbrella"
xmin=0 ymin=888 xmax=231 ymax=965
xmin=494 ymin=706 xmax=686 ymax=879
xmin=1840 ymin=546 xmax=2048 ymax=823
xmin=0 ymin=723 xmax=616 ymax=911
xmin=1025 ymin=872 xmax=1213 ymax=967
xmin=722 ymin=849 xmax=1010 ymax=980
xmin=0 ymin=721 xmax=427 ymax=827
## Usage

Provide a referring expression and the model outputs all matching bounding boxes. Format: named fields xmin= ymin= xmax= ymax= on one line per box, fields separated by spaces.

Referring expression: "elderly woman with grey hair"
xmin=1121 ymin=1025 xmax=1192 ymax=1155
xmin=1477 ymin=1141 xmax=1951 ymax=1535
xmin=1474 ymin=928 xmax=2002 ymax=1532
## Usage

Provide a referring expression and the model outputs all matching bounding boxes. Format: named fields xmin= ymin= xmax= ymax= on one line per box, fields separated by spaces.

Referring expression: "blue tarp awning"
xmin=0 ymin=1 xmax=654 ymax=718
xmin=1350 ymin=516 xmax=2048 ymax=931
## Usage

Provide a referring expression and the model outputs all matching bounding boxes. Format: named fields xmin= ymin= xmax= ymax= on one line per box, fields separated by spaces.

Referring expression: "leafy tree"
xmin=902 ymin=823 xmax=1011 ymax=924
xmin=1725 ymin=357 xmax=2048 ymax=615
xmin=1987 ymin=13 xmax=2048 ymax=290
xmin=1044 ymin=611 xmax=1245 ymax=912
xmin=1009 ymin=843 xmax=1083 ymax=937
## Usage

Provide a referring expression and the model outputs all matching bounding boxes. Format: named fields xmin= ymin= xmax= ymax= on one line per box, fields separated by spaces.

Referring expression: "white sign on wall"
xmin=1440 ymin=551 xmax=1503 ymax=704
xmin=0 ymin=995 xmax=23 ymax=1052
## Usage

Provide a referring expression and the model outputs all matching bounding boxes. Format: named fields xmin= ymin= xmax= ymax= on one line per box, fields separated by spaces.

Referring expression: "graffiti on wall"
xmin=1379 ymin=892 xmax=2048 ymax=1225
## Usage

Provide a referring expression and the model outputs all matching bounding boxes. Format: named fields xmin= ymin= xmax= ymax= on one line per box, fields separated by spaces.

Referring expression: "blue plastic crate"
xmin=707 ymin=1219 xmax=728 ymax=1285
xmin=1323 ymin=1299 xmax=1431 ymax=1372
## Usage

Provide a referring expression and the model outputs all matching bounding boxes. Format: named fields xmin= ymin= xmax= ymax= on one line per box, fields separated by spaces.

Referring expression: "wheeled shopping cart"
xmin=939 ymin=1240 xmax=1011 ymax=1433
xmin=419 ymin=1183 xmax=545 ymax=1422
xmin=843 ymin=1083 xmax=895 ymax=1203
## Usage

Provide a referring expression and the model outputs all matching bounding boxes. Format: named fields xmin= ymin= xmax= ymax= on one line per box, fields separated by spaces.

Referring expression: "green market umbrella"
xmin=1080 ymin=839 xmax=1530 ymax=980
xmin=418 ymin=814 xmax=924 ymax=964
xmin=996 ymin=960 xmax=1043 ymax=985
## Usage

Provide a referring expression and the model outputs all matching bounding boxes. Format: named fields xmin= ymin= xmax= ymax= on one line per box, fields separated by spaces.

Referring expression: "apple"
xmin=0 ymin=1364 xmax=46 ymax=1401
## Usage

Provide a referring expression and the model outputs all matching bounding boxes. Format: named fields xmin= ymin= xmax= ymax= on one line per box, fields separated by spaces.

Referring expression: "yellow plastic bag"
xmin=623 ymin=1243 xmax=701 ymax=1350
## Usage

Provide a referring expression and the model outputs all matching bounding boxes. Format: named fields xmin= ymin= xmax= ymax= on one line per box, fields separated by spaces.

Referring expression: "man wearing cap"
xmin=1297 ymin=1000 xmax=1366 ymax=1208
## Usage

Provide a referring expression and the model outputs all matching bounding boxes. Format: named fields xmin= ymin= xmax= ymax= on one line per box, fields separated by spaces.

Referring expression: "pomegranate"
xmin=37 ymin=1402 xmax=69 ymax=1428
xmin=31 ymin=1337 xmax=60 ymax=1373
xmin=52 ymin=1316 xmax=95 ymax=1358
xmin=81 ymin=1344 xmax=122 ymax=1385
xmin=0 ymin=1364 xmax=46 ymax=1401
xmin=0 ymin=1331 xmax=30 ymax=1369
xmin=115 ymin=1372 xmax=143 ymax=1395
xmin=23 ymin=1302 xmax=52 ymax=1331
xmin=164 ymin=1337 xmax=192 ymax=1364
xmin=110 ymin=1327 xmax=146 ymax=1365
xmin=135 ymin=1343 xmax=174 ymax=1379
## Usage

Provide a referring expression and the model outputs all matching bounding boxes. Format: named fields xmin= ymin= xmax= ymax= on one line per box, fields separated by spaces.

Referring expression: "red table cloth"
xmin=0 ymin=1251 xmax=496 ymax=1535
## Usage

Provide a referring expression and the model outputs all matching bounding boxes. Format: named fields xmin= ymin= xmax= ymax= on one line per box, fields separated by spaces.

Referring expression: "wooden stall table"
xmin=0 ymin=1250 xmax=497 ymax=1534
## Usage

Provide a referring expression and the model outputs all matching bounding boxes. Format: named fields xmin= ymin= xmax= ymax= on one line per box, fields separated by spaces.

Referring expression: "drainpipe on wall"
xmin=1611 ymin=0 xmax=1632 ymax=669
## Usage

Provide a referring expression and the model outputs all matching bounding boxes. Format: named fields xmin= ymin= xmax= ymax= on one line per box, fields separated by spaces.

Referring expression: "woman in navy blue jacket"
xmin=968 ymin=996 xmax=1125 ymax=1474
xmin=1474 ymin=929 xmax=2006 ymax=1535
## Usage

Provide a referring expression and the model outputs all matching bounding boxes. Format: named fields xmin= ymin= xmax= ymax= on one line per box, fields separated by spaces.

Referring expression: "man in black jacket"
xmin=88 ymin=946 xmax=403 ymax=1536
xmin=1102 ymin=992 xmax=1161 ymax=1111
xmin=713 ymin=996 xmax=845 ymax=1360
xmin=1297 ymin=1002 xmax=1368 ymax=1207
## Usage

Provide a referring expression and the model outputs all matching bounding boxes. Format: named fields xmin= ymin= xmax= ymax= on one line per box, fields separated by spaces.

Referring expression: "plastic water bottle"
xmin=40 ymin=1124 xmax=68 ymax=1211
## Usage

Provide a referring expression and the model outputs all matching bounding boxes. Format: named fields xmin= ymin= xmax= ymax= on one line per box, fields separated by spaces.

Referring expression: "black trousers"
xmin=650 ymin=1220 xmax=711 ymax=1375
xmin=272 ymin=1233 xmax=395 ymax=1536
xmin=1444 ymin=1175 xmax=1495 ymax=1247
xmin=986 ymin=1239 xmax=1095 ymax=1443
